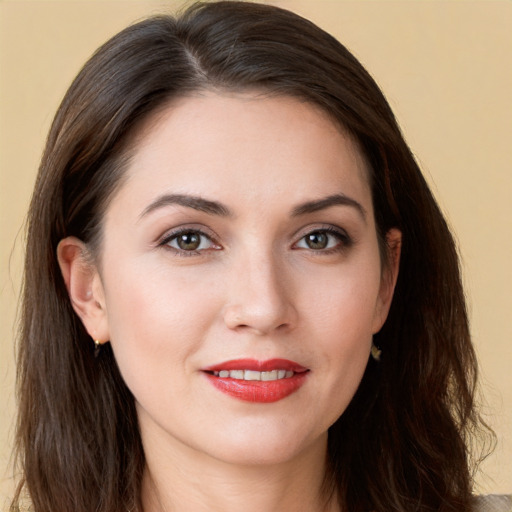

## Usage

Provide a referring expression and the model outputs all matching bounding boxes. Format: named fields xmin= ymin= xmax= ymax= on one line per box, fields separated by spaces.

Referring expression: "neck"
xmin=140 ymin=431 xmax=339 ymax=512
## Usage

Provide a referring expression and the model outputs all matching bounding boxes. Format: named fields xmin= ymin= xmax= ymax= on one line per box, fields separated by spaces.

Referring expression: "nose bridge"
xmin=223 ymin=243 xmax=296 ymax=334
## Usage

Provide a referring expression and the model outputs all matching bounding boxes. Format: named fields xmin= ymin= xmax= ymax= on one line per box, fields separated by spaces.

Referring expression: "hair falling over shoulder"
xmin=11 ymin=2 xmax=493 ymax=511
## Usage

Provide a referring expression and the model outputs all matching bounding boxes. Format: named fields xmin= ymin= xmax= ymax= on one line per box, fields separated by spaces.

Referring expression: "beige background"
xmin=1 ymin=0 xmax=511 ymax=507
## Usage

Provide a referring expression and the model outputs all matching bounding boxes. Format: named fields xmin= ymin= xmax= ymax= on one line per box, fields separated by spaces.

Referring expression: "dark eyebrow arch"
xmin=291 ymin=194 xmax=367 ymax=221
xmin=139 ymin=193 xmax=232 ymax=219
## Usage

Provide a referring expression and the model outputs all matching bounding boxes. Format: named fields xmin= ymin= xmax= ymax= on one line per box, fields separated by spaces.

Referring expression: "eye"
xmin=294 ymin=228 xmax=349 ymax=251
xmin=161 ymin=229 xmax=219 ymax=254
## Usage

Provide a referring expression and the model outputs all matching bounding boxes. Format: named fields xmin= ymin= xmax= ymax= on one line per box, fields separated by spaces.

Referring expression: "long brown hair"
xmin=12 ymin=2 xmax=490 ymax=511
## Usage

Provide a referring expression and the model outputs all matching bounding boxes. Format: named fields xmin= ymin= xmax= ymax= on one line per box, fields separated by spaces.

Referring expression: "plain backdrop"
xmin=1 ymin=0 xmax=511 ymax=507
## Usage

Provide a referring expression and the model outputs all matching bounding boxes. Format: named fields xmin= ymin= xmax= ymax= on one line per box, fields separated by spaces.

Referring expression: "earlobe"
xmin=372 ymin=228 xmax=402 ymax=333
xmin=57 ymin=237 xmax=110 ymax=342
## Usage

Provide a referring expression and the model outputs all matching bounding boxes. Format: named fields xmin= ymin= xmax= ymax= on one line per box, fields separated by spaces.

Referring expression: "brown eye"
xmin=164 ymin=230 xmax=217 ymax=253
xmin=305 ymin=232 xmax=329 ymax=250
xmin=176 ymin=232 xmax=201 ymax=250
xmin=295 ymin=228 xmax=349 ymax=252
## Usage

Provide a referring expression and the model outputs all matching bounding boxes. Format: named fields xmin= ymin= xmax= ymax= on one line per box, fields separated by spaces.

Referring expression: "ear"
xmin=57 ymin=237 xmax=110 ymax=343
xmin=372 ymin=228 xmax=402 ymax=334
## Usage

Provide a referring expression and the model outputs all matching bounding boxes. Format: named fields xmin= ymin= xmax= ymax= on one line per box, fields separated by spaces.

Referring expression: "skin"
xmin=58 ymin=92 xmax=401 ymax=512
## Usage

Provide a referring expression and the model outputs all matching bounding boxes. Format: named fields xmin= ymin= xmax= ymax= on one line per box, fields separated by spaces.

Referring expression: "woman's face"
xmin=78 ymin=93 xmax=399 ymax=467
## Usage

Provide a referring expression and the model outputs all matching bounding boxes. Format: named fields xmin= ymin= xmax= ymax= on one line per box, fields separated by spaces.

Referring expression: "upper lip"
xmin=202 ymin=358 xmax=308 ymax=373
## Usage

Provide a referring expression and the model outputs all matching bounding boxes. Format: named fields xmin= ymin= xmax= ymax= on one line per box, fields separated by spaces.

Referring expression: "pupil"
xmin=307 ymin=232 xmax=327 ymax=249
xmin=178 ymin=232 xmax=200 ymax=250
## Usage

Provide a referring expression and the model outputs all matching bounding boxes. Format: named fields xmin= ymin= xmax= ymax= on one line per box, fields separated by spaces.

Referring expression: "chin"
xmin=200 ymin=422 xmax=328 ymax=467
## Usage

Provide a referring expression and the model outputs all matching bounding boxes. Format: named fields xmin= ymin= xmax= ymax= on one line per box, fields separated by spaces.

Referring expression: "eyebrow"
xmin=291 ymin=193 xmax=367 ymax=221
xmin=139 ymin=192 xmax=366 ymax=222
xmin=139 ymin=194 xmax=232 ymax=219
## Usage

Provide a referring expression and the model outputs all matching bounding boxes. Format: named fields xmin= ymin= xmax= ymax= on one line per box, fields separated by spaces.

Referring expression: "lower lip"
xmin=204 ymin=372 xmax=308 ymax=403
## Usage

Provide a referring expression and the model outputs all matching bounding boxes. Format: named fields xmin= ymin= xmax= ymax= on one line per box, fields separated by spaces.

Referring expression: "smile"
xmin=211 ymin=369 xmax=294 ymax=381
xmin=203 ymin=359 xmax=309 ymax=403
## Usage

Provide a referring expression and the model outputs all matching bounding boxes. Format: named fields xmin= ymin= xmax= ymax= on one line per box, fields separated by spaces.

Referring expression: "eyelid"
xmin=292 ymin=224 xmax=352 ymax=251
xmin=158 ymin=224 xmax=222 ymax=255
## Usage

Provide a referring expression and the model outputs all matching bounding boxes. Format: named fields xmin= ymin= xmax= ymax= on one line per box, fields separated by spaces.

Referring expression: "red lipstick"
xmin=202 ymin=358 xmax=309 ymax=403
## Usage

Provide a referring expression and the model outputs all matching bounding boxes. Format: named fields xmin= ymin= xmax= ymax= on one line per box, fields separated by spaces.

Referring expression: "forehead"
xmin=112 ymin=92 xmax=372 ymax=217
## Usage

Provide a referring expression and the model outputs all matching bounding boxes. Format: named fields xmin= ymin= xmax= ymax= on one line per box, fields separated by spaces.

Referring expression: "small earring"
xmin=94 ymin=339 xmax=102 ymax=358
xmin=370 ymin=342 xmax=382 ymax=362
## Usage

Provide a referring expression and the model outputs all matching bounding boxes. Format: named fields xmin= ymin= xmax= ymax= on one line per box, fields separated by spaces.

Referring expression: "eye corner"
xmin=158 ymin=226 xmax=222 ymax=257
xmin=292 ymin=226 xmax=352 ymax=253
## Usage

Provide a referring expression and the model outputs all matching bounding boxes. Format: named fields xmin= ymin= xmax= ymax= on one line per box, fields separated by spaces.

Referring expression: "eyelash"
xmin=292 ymin=226 xmax=352 ymax=254
xmin=159 ymin=227 xmax=220 ymax=257
xmin=158 ymin=225 xmax=352 ymax=257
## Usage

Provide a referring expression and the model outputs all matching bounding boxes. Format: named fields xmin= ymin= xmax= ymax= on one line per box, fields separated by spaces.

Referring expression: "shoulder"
xmin=473 ymin=495 xmax=512 ymax=512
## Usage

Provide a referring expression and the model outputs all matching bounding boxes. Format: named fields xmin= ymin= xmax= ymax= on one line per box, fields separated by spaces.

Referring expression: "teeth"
xmin=261 ymin=370 xmax=277 ymax=381
xmin=212 ymin=369 xmax=295 ymax=381
xmin=244 ymin=370 xmax=261 ymax=381
xmin=230 ymin=370 xmax=244 ymax=380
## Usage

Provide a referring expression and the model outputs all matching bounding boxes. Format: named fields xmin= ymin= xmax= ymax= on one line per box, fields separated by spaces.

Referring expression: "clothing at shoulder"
xmin=473 ymin=495 xmax=512 ymax=512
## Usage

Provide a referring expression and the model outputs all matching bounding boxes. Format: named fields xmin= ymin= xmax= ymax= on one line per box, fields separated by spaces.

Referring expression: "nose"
xmin=223 ymin=251 xmax=297 ymax=335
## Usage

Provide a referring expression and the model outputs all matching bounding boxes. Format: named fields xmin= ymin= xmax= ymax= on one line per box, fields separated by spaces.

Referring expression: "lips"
xmin=202 ymin=359 xmax=309 ymax=403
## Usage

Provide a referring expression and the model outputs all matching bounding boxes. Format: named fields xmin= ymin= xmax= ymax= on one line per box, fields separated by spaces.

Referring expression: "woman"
xmin=11 ymin=1 xmax=500 ymax=511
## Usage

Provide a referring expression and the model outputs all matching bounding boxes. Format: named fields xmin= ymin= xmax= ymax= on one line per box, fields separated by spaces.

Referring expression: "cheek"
xmin=302 ymin=253 xmax=382 ymax=338
xmin=100 ymin=257 xmax=221 ymax=395
xmin=298 ymin=254 xmax=381 ymax=414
